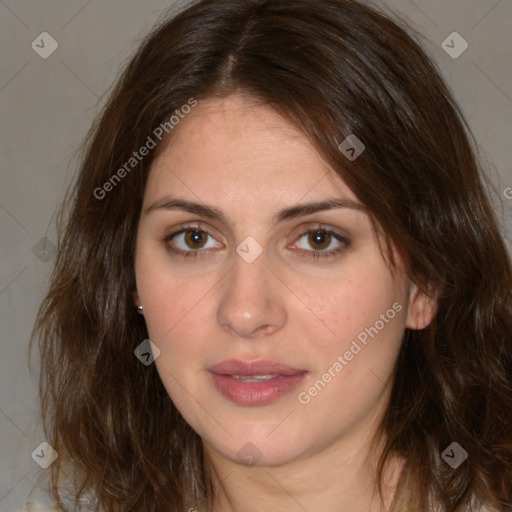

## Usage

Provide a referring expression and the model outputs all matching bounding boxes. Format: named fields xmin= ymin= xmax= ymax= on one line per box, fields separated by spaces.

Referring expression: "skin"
xmin=134 ymin=94 xmax=436 ymax=512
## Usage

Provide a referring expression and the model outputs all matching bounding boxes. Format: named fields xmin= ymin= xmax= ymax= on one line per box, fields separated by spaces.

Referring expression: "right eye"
xmin=164 ymin=225 xmax=223 ymax=259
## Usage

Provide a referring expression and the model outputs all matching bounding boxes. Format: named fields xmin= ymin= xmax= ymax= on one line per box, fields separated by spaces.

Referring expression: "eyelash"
xmin=163 ymin=224 xmax=350 ymax=261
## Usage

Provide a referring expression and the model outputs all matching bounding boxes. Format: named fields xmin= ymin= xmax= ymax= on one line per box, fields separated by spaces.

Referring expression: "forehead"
xmin=144 ymin=94 xmax=357 ymax=211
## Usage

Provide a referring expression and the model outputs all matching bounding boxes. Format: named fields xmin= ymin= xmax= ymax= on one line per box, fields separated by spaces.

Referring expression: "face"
xmin=134 ymin=94 xmax=433 ymax=468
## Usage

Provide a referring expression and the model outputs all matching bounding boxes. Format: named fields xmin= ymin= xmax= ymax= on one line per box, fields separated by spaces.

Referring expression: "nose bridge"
xmin=216 ymin=248 xmax=286 ymax=338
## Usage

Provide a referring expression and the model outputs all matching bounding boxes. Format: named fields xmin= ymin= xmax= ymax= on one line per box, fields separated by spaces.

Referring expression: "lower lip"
xmin=209 ymin=372 xmax=307 ymax=406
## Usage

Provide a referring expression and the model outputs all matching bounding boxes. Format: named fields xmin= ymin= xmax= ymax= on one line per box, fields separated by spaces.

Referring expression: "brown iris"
xmin=184 ymin=229 xmax=208 ymax=249
xmin=308 ymin=230 xmax=331 ymax=250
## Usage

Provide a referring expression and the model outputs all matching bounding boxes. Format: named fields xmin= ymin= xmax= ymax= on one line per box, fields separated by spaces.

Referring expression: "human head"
xmin=32 ymin=0 xmax=512 ymax=510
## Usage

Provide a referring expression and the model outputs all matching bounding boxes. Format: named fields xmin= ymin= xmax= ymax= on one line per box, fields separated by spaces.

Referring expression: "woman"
xmin=29 ymin=0 xmax=512 ymax=510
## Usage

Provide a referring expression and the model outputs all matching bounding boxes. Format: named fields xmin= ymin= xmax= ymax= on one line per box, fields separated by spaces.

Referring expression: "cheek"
xmin=297 ymin=265 xmax=405 ymax=351
xmin=135 ymin=245 xmax=217 ymax=342
xmin=295 ymin=275 xmax=406 ymax=430
xmin=293 ymin=257 xmax=408 ymax=407
xmin=137 ymin=269 xmax=219 ymax=400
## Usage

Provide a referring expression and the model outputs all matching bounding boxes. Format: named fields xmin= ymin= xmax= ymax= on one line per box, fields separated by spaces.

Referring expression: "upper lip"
xmin=208 ymin=359 xmax=306 ymax=376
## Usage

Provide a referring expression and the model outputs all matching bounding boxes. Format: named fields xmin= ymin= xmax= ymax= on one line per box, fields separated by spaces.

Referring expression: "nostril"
xmin=254 ymin=324 xmax=273 ymax=335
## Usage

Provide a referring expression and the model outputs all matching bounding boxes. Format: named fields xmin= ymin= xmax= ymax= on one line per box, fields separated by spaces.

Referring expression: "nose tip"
xmin=216 ymin=256 xmax=287 ymax=339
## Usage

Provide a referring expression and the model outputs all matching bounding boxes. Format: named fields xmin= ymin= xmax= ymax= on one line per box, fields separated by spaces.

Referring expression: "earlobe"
xmin=405 ymin=284 xmax=438 ymax=330
xmin=132 ymin=290 xmax=143 ymax=313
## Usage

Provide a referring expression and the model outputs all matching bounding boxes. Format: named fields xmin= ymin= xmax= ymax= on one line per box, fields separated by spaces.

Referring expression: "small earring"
xmin=137 ymin=305 xmax=143 ymax=313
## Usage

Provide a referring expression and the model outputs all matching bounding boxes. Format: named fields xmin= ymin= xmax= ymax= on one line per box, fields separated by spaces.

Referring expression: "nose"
xmin=216 ymin=250 xmax=287 ymax=339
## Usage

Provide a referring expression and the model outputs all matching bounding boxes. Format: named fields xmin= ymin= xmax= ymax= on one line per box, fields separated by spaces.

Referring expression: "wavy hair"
xmin=30 ymin=0 xmax=512 ymax=510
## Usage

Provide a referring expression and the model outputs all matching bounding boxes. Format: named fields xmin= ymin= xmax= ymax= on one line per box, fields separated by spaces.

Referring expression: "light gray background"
xmin=0 ymin=1 xmax=511 ymax=510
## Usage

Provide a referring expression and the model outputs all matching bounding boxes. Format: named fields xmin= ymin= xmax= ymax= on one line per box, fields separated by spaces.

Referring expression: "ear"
xmin=405 ymin=283 xmax=438 ymax=330
xmin=132 ymin=290 xmax=141 ymax=308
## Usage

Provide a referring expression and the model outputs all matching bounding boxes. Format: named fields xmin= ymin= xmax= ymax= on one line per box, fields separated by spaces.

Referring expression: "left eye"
xmin=292 ymin=228 xmax=347 ymax=255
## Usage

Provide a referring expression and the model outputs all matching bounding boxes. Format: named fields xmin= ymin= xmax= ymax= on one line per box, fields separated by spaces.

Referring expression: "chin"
xmin=201 ymin=420 xmax=315 ymax=468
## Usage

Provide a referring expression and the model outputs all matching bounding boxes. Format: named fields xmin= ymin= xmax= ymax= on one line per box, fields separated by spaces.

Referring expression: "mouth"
xmin=231 ymin=374 xmax=283 ymax=382
xmin=208 ymin=359 xmax=308 ymax=406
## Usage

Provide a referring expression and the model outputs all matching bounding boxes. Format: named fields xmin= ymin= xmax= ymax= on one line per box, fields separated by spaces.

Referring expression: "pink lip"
xmin=208 ymin=359 xmax=308 ymax=406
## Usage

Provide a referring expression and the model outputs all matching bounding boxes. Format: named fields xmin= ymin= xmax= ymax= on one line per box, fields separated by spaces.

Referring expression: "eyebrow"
xmin=143 ymin=196 xmax=366 ymax=225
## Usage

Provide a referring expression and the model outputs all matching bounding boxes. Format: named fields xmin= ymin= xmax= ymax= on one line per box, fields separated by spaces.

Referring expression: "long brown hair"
xmin=30 ymin=0 xmax=512 ymax=510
